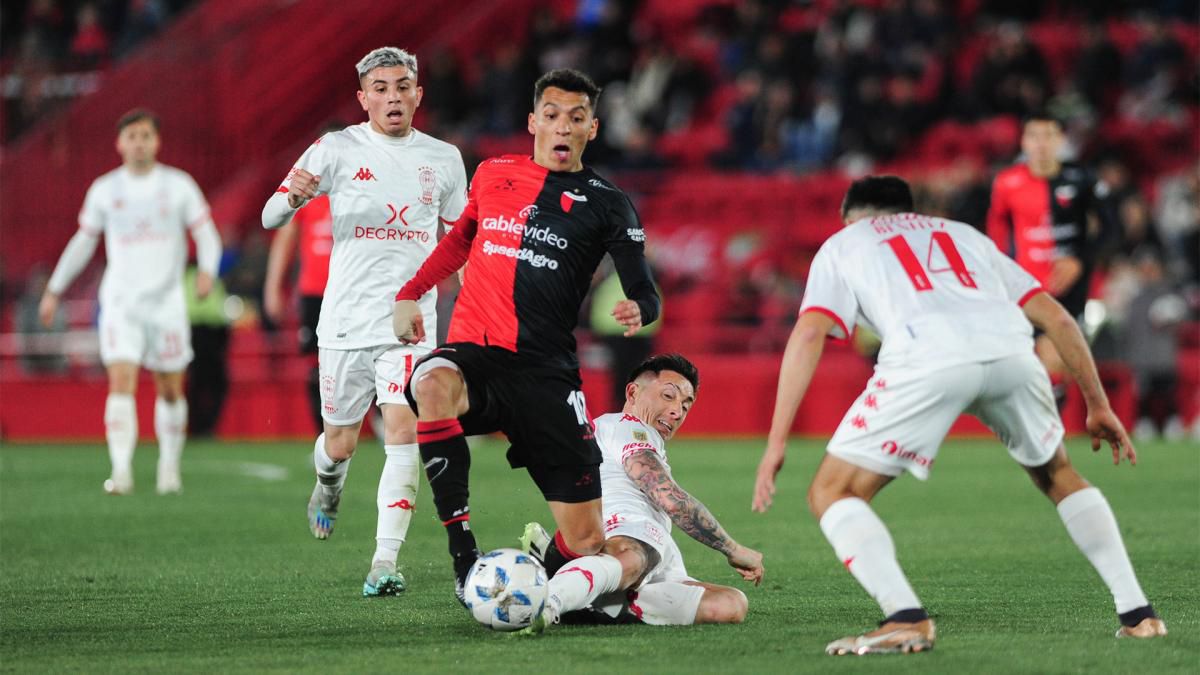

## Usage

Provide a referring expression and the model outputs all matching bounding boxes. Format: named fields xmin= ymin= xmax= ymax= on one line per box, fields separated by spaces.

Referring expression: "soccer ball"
xmin=463 ymin=548 xmax=548 ymax=631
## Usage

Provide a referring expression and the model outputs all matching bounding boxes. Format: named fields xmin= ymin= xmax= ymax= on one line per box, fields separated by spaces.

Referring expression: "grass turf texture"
xmin=1 ymin=436 xmax=1196 ymax=673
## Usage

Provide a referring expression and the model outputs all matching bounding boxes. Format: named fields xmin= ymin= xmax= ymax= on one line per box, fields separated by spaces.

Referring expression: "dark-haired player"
xmin=521 ymin=354 xmax=763 ymax=630
xmin=755 ymin=176 xmax=1164 ymax=655
xmin=986 ymin=112 xmax=1113 ymax=404
xmin=393 ymin=69 xmax=661 ymax=607
xmin=40 ymin=108 xmax=222 ymax=496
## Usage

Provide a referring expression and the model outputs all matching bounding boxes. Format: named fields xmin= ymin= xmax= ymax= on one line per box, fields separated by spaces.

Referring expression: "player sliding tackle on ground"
xmin=753 ymin=176 xmax=1165 ymax=656
xmin=519 ymin=355 xmax=764 ymax=631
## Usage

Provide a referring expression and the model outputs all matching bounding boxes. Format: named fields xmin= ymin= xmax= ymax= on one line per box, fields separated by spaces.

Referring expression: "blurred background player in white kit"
xmin=754 ymin=176 xmax=1164 ymax=655
xmin=39 ymin=109 xmax=222 ymax=497
xmin=261 ymin=47 xmax=468 ymax=597
xmin=521 ymin=353 xmax=763 ymax=630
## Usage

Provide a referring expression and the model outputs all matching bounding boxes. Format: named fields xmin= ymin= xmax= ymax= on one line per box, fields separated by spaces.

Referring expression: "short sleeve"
xmin=77 ymin=181 xmax=105 ymax=235
xmin=798 ymin=240 xmax=858 ymax=340
xmin=278 ymin=134 xmax=336 ymax=196
xmin=612 ymin=416 xmax=663 ymax=463
xmin=180 ymin=173 xmax=211 ymax=227
xmin=439 ymin=150 xmax=469 ymax=225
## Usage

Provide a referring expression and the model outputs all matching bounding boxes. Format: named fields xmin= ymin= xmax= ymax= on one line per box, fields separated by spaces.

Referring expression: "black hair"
xmin=1021 ymin=110 xmax=1064 ymax=131
xmin=533 ymin=69 xmax=601 ymax=110
xmin=627 ymin=353 xmax=700 ymax=392
xmin=841 ymin=175 xmax=914 ymax=219
xmin=117 ymin=108 xmax=159 ymax=133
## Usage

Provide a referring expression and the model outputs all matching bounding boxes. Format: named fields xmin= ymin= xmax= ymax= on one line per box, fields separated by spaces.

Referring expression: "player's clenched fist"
xmin=287 ymin=169 xmax=322 ymax=209
xmin=727 ymin=543 xmax=765 ymax=586
xmin=393 ymin=299 xmax=425 ymax=344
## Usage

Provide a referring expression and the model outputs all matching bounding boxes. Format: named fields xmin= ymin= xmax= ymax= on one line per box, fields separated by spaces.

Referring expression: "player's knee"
xmin=564 ymin=529 xmax=605 ymax=556
xmin=696 ymin=587 xmax=747 ymax=624
xmin=322 ymin=427 xmax=358 ymax=460
xmin=411 ymin=368 xmax=460 ymax=412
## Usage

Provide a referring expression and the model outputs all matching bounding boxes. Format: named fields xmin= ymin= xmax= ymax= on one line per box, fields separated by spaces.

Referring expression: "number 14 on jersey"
xmin=883 ymin=232 xmax=977 ymax=291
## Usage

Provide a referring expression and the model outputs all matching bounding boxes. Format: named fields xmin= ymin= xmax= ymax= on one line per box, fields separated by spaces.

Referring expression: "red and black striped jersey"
xmin=398 ymin=155 xmax=659 ymax=369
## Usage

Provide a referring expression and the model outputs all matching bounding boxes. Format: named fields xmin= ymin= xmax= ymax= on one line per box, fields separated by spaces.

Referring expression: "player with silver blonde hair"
xmin=356 ymin=47 xmax=418 ymax=81
xmin=262 ymin=47 xmax=468 ymax=597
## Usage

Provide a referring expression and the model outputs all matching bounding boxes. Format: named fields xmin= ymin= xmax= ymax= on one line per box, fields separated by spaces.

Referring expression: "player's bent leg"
xmin=308 ymin=420 xmax=362 ymax=540
xmin=1027 ymin=446 xmax=1165 ymax=638
xmin=364 ymin=402 xmax=419 ymax=597
xmin=410 ymin=364 xmax=478 ymax=605
xmin=601 ymin=535 xmax=659 ymax=590
xmin=521 ymin=499 xmax=621 ymax=633
xmin=103 ymin=362 xmax=140 ymax=495
xmin=151 ymin=370 xmax=187 ymax=495
xmin=691 ymin=582 xmax=748 ymax=624
xmin=809 ymin=454 xmax=931 ymax=653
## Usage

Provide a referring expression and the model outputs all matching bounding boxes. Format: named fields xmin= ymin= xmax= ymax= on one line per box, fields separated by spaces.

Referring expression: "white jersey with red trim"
xmin=78 ymin=164 xmax=210 ymax=314
xmin=800 ymin=213 xmax=1042 ymax=370
xmin=594 ymin=412 xmax=673 ymax=535
xmin=277 ymin=123 xmax=468 ymax=350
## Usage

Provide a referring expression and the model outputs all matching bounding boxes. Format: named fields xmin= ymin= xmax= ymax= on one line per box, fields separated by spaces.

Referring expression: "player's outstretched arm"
xmin=1022 ymin=292 xmax=1137 ymax=465
xmin=624 ymin=449 xmax=764 ymax=585
xmin=754 ymin=311 xmax=835 ymax=512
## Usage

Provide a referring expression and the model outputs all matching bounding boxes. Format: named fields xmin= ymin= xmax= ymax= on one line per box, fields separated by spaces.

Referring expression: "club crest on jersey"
xmin=418 ymin=166 xmax=436 ymax=205
xmin=1054 ymin=184 xmax=1076 ymax=208
xmin=560 ymin=190 xmax=587 ymax=213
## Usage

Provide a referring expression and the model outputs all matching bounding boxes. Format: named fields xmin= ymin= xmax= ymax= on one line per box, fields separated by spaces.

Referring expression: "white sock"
xmin=374 ymin=443 xmax=419 ymax=564
xmin=104 ymin=393 xmax=137 ymax=478
xmin=313 ymin=433 xmax=350 ymax=489
xmin=1057 ymin=487 xmax=1149 ymax=613
xmin=819 ymin=497 xmax=923 ymax=618
xmin=547 ymin=553 xmax=624 ymax=618
xmin=154 ymin=397 xmax=187 ymax=471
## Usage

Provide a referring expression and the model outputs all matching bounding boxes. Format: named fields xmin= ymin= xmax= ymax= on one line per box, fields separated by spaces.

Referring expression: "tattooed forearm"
xmin=624 ymin=450 xmax=736 ymax=555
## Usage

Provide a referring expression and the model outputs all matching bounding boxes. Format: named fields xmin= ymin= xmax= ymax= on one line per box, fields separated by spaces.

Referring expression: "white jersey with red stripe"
xmin=594 ymin=412 xmax=673 ymax=537
xmin=277 ymin=123 xmax=468 ymax=350
xmin=77 ymin=164 xmax=210 ymax=314
xmin=800 ymin=213 xmax=1042 ymax=371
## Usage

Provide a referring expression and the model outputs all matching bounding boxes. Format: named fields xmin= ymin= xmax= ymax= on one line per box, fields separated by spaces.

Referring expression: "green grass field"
xmin=1 ymin=435 xmax=1196 ymax=673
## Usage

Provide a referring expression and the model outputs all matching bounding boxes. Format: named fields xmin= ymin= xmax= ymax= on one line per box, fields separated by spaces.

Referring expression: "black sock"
xmin=417 ymin=418 xmax=479 ymax=574
xmin=882 ymin=608 xmax=929 ymax=625
xmin=542 ymin=530 xmax=582 ymax=577
xmin=1118 ymin=604 xmax=1157 ymax=627
xmin=306 ymin=365 xmax=323 ymax=433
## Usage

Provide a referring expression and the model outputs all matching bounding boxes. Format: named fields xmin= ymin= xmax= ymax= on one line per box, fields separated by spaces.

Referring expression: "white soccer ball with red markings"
xmin=464 ymin=548 xmax=548 ymax=631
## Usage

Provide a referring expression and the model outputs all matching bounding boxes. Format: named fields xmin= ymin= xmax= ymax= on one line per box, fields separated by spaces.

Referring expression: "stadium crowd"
xmin=2 ymin=0 xmax=1197 ymax=438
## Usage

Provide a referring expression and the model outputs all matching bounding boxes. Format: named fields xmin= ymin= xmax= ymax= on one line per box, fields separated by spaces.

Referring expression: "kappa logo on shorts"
xmin=575 ymin=472 xmax=593 ymax=487
xmin=850 ymin=415 xmax=869 ymax=430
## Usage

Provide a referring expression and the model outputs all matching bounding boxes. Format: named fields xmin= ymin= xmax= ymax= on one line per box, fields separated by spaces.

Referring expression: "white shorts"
xmin=827 ymin=352 xmax=1063 ymax=480
xmin=604 ymin=512 xmax=694 ymax=586
xmin=98 ymin=306 xmax=192 ymax=372
xmin=318 ymin=344 xmax=430 ymax=426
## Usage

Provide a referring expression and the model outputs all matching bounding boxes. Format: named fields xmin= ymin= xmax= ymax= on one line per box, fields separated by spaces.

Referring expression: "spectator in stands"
xmin=116 ymin=0 xmax=167 ymax=57
xmin=70 ymin=2 xmax=111 ymax=68
xmin=1154 ymin=162 xmax=1200 ymax=283
xmin=1121 ymin=249 xmax=1187 ymax=440
xmin=971 ymin=22 xmax=1050 ymax=117
xmin=1075 ymin=21 xmax=1123 ymax=112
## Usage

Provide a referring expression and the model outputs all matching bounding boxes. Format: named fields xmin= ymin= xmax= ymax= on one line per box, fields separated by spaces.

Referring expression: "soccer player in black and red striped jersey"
xmin=392 ymin=69 xmax=661 ymax=610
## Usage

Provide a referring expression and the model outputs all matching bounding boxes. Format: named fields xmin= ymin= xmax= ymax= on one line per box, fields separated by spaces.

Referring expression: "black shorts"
xmin=299 ymin=295 xmax=322 ymax=355
xmin=405 ymin=342 xmax=602 ymax=503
